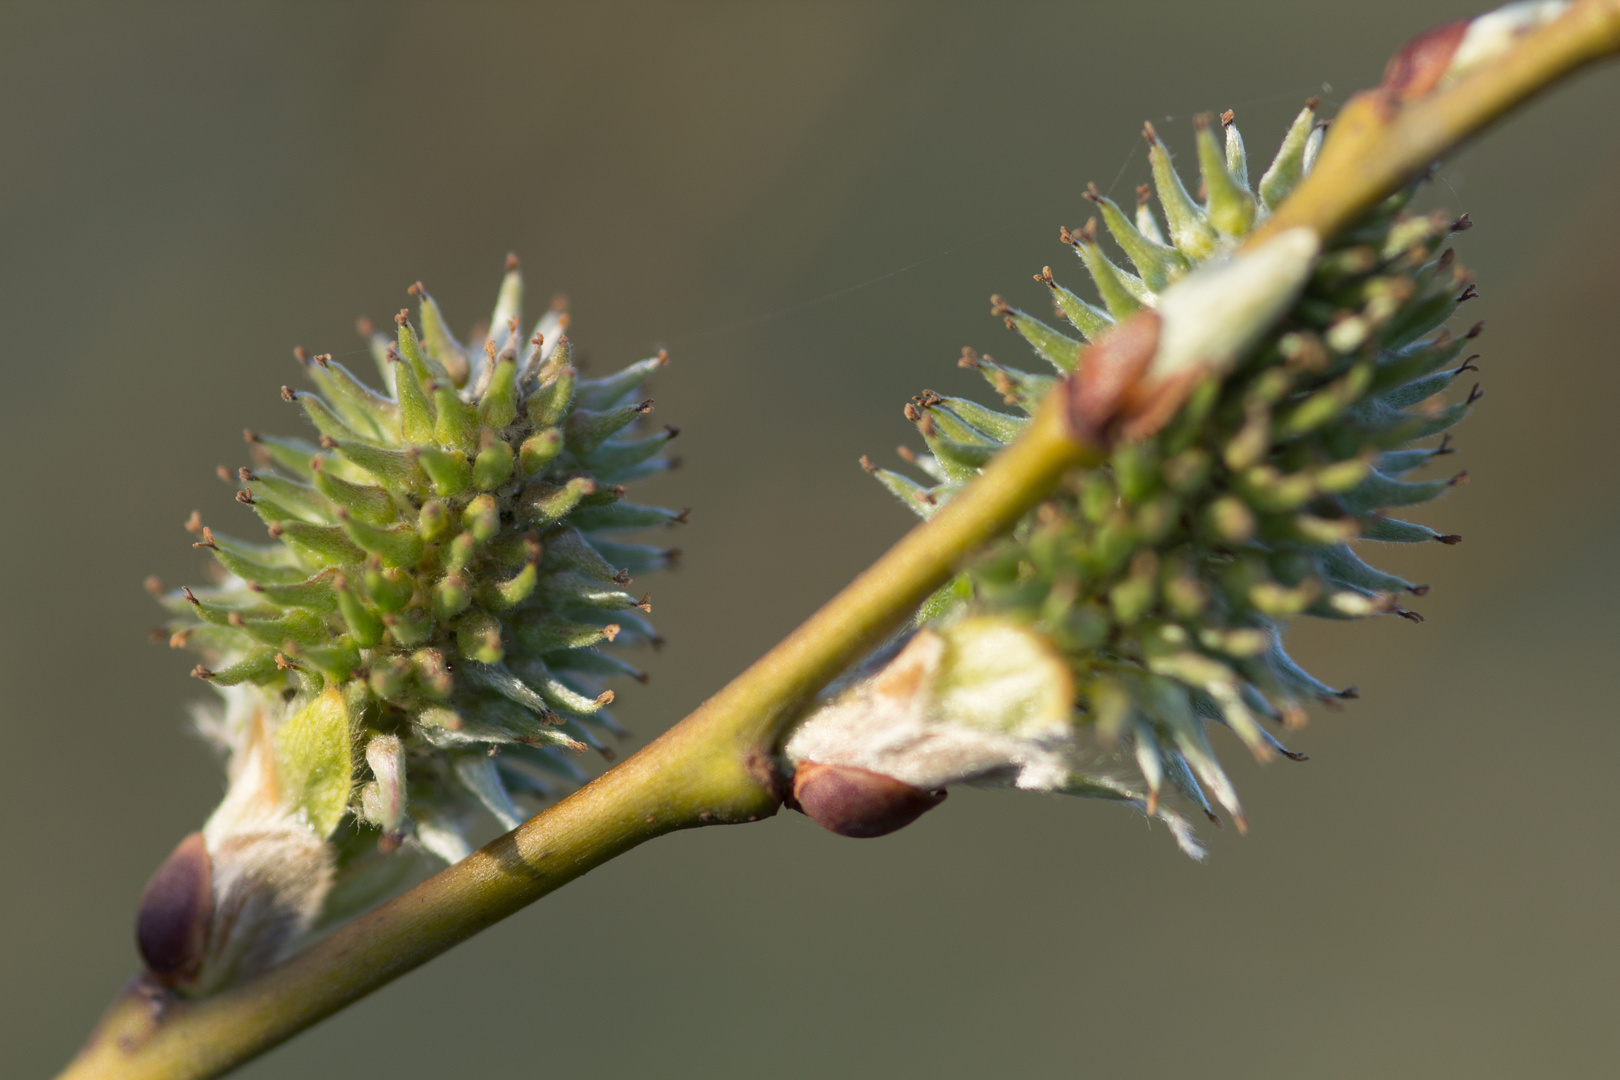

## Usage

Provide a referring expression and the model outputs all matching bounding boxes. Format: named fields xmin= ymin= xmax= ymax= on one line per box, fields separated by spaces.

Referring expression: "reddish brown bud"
xmin=1065 ymin=309 xmax=1162 ymax=443
xmin=788 ymin=761 xmax=946 ymax=839
xmin=135 ymin=832 xmax=214 ymax=988
xmin=1381 ymin=18 xmax=1469 ymax=101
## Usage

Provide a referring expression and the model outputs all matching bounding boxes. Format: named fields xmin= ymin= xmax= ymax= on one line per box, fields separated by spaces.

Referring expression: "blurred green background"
xmin=4 ymin=2 xmax=1618 ymax=1077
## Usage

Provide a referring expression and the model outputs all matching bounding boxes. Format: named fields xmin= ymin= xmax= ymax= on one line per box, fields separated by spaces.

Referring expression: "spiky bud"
xmin=148 ymin=257 xmax=681 ymax=990
xmin=844 ymin=105 xmax=1485 ymax=855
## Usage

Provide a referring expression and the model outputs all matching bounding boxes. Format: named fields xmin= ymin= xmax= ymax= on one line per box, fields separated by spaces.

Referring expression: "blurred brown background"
xmin=3 ymin=2 xmax=1618 ymax=1077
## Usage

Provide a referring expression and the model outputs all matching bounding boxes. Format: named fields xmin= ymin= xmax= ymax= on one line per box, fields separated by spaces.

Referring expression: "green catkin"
xmin=156 ymin=257 xmax=683 ymax=869
xmin=866 ymin=106 xmax=1479 ymax=837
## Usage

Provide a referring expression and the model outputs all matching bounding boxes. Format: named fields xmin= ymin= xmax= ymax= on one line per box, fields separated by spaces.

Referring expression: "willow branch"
xmin=60 ymin=4 xmax=1620 ymax=1078
xmin=63 ymin=388 xmax=1100 ymax=1080
xmin=1248 ymin=0 xmax=1620 ymax=248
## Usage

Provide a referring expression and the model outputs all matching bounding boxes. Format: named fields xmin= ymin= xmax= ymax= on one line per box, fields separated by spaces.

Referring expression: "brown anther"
xmin=1305 ymin=95 xmax=1321 ymax=110
xmin=169 ymin=628 xmax=192 ymax=649
xmin=602 ymin=624 xmax=621 ymax=642
xmin=1465 ymin=383 xmax=1484 ymax=405
xmin=215 ymin=465 xmax=232 ymax=482
xmin=181 ymin=586 xmax=199 ymax=606
xmin=293 ymin=346 xmax=309 ymax=363
xmin=1395 ymin=608 xmax=1426 ymax=623
xmin=612 ymin=570 xmax=632 ymax=585
xmin=664 ymin=548 xmax=682 ymax=567
xmin=1058 ymin=225 xmax=1076 ymax=246
xmin=319 ymin=435 xmax=338 ymax=449
xmin=1410 ymin=584 xmax=1432 ymax=596
xmin=656 ymin=348 xmax=670 ymax=365
xmin=1083 ymin=181 xmax=1102 ymax=202
xmin=356 ymin=317 xmax=374 ymax=336
xmin=1035 ymin=266 xmax=1056 ymax=286
xmin=595 ymin=690 xmax=615 ymax=706
xmin=1457 ymin=283 xmax=1479 ymax=303
xmin=1193 ymin=111 xmax=1213 ymax=130
xmin=636 ymin=399 xmax=654 ymax=414
xmin=243 ymin=429 xmax=260 ymax=444
xmin=896 ymin=445 xmax=918 ymax=464
xmin=1436 ymin=247 xmax=1456 ymax=269
xmin=1079 ymin=217 xmax=1098 ymax=243
xmin=1465 ymin=321 xmax=1485 ymax=339
xmin=192 ymin=527 xmax=217 ymax=550
xmin=267 ymin=522 xmax=285 ymax=537
xmin=859 ymin=455 xmax=877 ymax=473
xmin=1437 ymin=533 xmax=1463 ymax=544
xmin=505 ymin=252 xmax=520 ymax=271
xmin=226 ymin=612 xmax=245 ymax=628
xmin=635 ymin=593 xmax=652 ymax=612
xmin=407 ymin=282 xmax=424 ymax=297
xmin=1142 ymin=120 xmax=1159 ymax=144
xmin=550 ymin=294 xmax=569 ymax=313
xmin=274 ymin=653 xmax=299 ymax=671
xmin=485 ymin=340 xmax=498 ymax=359
xmin=988 ymin=294 xmax=1012 ymax=317
xmin=1220 ymin=109 xmax=1235 ymax=126
xmin=314 ymin=353 xmax=332 ymax=367
xmin=235 ymin=490 xmax=255 ymax=505
xmin=673 ymin=508 xmax=691 ymax=525
xmin=395 ymin=308 xmax=409 ymax=326
xmin=237 ymin=467 xmax=257 ymax=483
xmin=1455 ymin=354 xmax=1481 ymax=374
xmin=280 ymin=386 xmax=297 ymax=402
xmin=1451 ymin=213 xmax=1473 ymax=232
xmin=958 ymin=347 xmax=980 ymax=369
xmin=143 ymin=576 xmax=164 ymax=596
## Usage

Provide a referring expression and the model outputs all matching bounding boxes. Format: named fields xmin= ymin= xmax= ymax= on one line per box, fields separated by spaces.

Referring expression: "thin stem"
xmin=62 ymin=392 xmax=1099 ymax=1080
xmin=59 ymin=4 xmax=1620 ymax=1077
xmin=1248 ymin=0 xmax=1620 ymax=247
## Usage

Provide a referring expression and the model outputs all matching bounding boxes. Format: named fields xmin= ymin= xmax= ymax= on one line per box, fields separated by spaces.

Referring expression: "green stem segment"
xmin=1249 ymin=0 xmax=1620 ymax=248
xmin=63 ymin=395 xmax=1099 ymax=1080
xmin=59 ymin=5 xmax=1620 ymax=1075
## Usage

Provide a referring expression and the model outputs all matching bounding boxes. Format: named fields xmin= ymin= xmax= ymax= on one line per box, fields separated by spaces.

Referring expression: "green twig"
xmin=63 ymin=391 xmax=1100 ymax=1080
xmin=59 ymin=4 xmax=1620 ymax=1077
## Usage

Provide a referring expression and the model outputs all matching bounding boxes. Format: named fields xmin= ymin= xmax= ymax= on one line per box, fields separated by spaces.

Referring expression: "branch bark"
xmin=63 ymin=387 xmax=1100 ymax=1080
xmin=58 ymin=3 xmax=1620 ymax=1077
